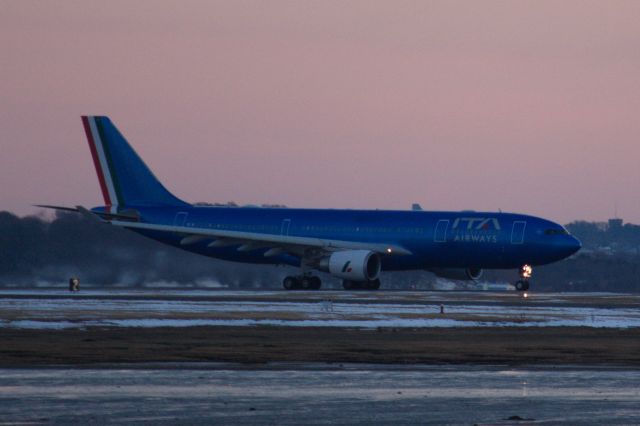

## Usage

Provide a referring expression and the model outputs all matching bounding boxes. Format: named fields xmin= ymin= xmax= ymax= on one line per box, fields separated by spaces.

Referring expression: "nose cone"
xmin=560 ymin=235 xmax=582 ymax=258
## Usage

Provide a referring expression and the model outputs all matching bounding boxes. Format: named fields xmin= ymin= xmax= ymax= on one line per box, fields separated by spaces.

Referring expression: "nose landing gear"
xmin=515 ymin=264 xmax=532 ymax=291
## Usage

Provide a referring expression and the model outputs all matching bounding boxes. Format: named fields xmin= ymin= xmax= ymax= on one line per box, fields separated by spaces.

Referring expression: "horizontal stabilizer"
xmin=34 ymin=204 xmax=80 ymax=213
xmin=35 ymin=205 xmax=140 ymax=222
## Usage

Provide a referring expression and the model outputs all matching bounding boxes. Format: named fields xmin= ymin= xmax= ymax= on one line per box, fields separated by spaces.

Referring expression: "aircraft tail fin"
xmin=81 ymin=116 xmax=189 ymax=211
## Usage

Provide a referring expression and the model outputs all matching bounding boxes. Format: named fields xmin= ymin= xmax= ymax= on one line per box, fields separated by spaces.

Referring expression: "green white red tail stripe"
xmin=82 ymin=116 xmax=119 ymax=213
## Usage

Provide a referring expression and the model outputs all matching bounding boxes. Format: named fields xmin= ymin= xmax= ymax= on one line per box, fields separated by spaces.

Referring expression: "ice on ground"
xmin=1 ymin=290 xmax=639 ymax=329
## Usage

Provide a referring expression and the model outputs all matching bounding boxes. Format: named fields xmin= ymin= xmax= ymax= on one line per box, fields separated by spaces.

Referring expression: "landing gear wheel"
xmin=284 ymin=275 xmax=321 ymax=290
xmin=283 ymin=276 xmax=297 ymax=290
xmin=300 ymin=277 xmax=312 ymax=290
xmin=515 ymin=280 xmax=529 ymax=292
xmin=342 ymin=280 xmax=354 ymax=290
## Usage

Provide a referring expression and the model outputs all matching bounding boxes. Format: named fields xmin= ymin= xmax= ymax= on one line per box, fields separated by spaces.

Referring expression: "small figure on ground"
xmin=69 ymin=277 xmax=80 ymax=292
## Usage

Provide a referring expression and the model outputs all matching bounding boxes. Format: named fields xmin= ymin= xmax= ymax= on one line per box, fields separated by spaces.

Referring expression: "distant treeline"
xmin=0 ymin=211 xmax=284 ymax=288
xmin=0 ymin=211 xmax=639 ymax=292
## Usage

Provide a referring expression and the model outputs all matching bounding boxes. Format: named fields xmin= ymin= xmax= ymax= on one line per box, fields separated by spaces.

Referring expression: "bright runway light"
xmin=523 ymin=292 xmax=529 ymax=299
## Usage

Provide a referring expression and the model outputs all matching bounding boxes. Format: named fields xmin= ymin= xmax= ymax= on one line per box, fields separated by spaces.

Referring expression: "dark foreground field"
xmin=2 ymin=326 xmax=640 ymax=366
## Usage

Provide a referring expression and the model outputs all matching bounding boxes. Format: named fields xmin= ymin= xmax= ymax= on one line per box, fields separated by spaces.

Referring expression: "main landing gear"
xmin=342 ymin=279 xmax=381 ymax=290
xmin=514 ymin=264 xmax=532 ymax=292
xmin=282 ymin=275 xmax=322 ymax=290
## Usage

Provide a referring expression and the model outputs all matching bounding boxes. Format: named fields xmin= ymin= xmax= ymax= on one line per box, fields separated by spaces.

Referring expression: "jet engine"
xmin=319 ymin=250 xmax=381 ymax=281
xmin=429 ymin=267 xmax=483 ymax=281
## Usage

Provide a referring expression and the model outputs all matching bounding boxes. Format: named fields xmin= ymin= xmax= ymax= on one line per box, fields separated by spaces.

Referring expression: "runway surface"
xmin=2 ymin=289 xmax=640 ymax=329
xmin=0 ymin=364 xmax=638 ymax=425
xmin=1 ymin=289 xmax=639 ymax=423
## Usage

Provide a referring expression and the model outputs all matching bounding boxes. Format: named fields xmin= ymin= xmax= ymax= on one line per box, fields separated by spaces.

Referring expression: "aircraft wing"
xmin=108 ymin=220 xmax=412 ymax=258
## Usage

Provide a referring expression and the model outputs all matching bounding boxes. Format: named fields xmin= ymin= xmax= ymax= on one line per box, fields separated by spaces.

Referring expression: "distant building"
xmin=608 ymin=218 xmax=623 ymax=230
xmin=595 ymin=222 xmax=608 ymax=231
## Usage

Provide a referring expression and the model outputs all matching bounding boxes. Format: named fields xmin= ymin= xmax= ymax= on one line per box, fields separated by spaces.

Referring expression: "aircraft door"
xmin=434 ymin=220 xmax=449 ymax=243
xmin=173 ymin=212 xmax=188 ymax=227
xmin=281 ymin=219 xmax=291 ymax=236
xmin=511 ymin=221 xmax=526 ymax=244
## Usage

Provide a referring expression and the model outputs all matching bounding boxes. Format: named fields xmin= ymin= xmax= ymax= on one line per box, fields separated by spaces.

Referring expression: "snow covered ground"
xmin=1 ymin=290 xmax=639 ymax=329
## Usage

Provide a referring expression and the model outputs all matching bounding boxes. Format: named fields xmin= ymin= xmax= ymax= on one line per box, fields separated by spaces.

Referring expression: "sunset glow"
xmin=2 ymin=1 xmax=639 ymax=222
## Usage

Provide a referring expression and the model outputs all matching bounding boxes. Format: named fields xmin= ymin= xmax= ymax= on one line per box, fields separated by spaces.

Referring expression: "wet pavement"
xmin=0 ymin=364 xmax=638 ymax=425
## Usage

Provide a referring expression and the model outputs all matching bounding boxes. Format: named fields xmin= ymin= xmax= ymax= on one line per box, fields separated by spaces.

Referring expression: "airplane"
xmin=39 ymin=116 xmax=581 ymax=291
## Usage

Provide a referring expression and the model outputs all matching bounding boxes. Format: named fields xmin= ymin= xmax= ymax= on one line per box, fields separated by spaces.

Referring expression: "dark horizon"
xmin=1 ymin=209 xmax=638 ymax=292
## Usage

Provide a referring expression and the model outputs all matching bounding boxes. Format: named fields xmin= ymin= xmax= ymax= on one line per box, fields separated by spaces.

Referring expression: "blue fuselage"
xmin=103 ymin=206 xmax=581 ymax=271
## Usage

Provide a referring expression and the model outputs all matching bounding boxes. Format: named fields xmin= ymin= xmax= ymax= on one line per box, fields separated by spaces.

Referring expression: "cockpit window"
xmin=544 ymin=228 xmax=569 ymax=236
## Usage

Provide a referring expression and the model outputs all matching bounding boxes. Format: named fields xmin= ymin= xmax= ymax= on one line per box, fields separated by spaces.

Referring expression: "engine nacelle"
xmin=429 ymin=267 xmax=483 ymax=281
xmin=320 ymin=250 xmax=381 ymax=281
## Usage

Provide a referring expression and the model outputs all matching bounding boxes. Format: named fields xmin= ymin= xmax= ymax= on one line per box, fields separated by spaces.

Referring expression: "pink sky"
xmin=2 ymin=1 xmax=639 ymax=223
